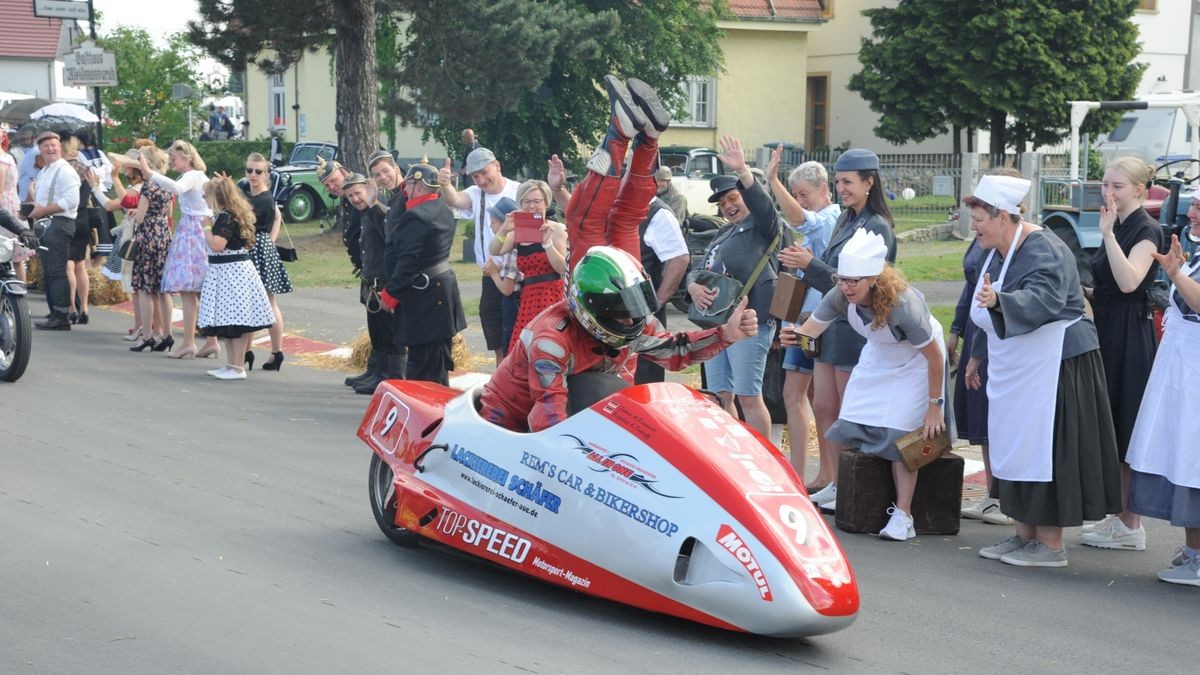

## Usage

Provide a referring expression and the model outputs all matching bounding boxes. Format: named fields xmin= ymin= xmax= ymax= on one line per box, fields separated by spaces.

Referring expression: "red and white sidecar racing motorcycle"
xmin=358 ymin=379 xmax=859 ymax=637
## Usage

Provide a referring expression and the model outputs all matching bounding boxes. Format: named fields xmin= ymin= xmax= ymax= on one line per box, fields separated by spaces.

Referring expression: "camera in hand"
xmin=514 ymin=211 xmax=544 ymax=245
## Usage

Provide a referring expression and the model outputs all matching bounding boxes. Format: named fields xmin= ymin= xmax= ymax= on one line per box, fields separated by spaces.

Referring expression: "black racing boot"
xmin=345 ymin=349 xmax=377 ymax=387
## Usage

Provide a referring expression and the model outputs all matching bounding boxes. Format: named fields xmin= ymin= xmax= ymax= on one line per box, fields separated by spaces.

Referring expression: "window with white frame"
xmin=676 ymin=77 xmax=716 ymax=128
xmin=269 ymin=73 xmax=287 ymax=128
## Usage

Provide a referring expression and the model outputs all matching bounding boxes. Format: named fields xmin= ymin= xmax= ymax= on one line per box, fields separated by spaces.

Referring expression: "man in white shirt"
xmin=28 ymin=131 xmax=81 ymax=330
xmin=634 ymin=196 xmax=690 ymax=384
xmin=437 ymin=147 xmax=519 ymax=365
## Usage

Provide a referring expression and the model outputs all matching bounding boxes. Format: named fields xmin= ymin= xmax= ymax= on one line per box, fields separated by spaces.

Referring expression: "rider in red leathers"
xmin=479 ymin=246 xmax=759 ymax=432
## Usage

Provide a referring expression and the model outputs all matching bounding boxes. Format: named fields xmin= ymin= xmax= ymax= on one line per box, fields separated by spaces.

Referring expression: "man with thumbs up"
xmin=438 ymin=148 xmax=520 ymax=365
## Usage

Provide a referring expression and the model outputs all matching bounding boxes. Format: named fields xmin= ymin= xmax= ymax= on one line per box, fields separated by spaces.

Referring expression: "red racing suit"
xmin=565 ymin=136 xmax=660 ymax=272
xmin=479 ymin=300 xmax=733 ymax=432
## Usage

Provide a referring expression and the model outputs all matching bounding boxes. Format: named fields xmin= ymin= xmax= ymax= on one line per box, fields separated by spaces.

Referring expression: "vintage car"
xmin=273 ymin=142 xmax=341 ymax=222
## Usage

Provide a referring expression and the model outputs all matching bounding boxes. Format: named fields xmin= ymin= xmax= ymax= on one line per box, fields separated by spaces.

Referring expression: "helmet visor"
xmin=584 ymin=279 xmax=659 ymax=320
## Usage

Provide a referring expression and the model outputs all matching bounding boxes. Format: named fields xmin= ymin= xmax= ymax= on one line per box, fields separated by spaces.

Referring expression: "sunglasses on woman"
xmin=245 ymin=167 xmax=265 ymax=175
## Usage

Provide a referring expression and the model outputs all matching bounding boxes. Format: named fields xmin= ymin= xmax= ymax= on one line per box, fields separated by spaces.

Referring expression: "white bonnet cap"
xmin=972 ymin=175 xmax=1031 ymax=214
xmin=838 ymin=229 xmax=888 ymax=277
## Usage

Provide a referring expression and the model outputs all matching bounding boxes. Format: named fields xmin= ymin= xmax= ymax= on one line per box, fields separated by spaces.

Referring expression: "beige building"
xmin=242 ymin=46 xmax=449 ymax=164
xmin=243 ymin=1 xmax=830 ymax=165
xmin=662 ymin=1 xmax=828 ymax=152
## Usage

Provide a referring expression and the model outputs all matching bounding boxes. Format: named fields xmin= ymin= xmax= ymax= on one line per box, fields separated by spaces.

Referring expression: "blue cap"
xmin=488 ymin=196 xmax=519 ymax=224
xmin=708 ymin=175 xmax=740 ymax=203
xmin=834 ymin=148 xmax=880 ymax=172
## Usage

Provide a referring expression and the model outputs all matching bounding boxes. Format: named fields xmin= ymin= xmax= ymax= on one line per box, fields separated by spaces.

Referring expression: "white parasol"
xmin=30 ymin=102 xmax=99 ymax=123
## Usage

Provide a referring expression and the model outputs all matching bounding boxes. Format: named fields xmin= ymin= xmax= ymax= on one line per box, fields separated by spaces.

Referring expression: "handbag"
xmin=688 ymin=226 xmax=781 ymax=329
xmin=895 ymin=428 xmax=952 ymax=472
xmin=118 ymin=238 xmax=139 ymax=261
xmin=769 ymin=273 xmax=808 ymax=323
xmin=275 ymin=221 xmax=298 ymax=262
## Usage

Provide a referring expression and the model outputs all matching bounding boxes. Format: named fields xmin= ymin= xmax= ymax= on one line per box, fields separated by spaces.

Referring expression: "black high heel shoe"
xmin=261 ymin=351 xmax=285 ymax=371
xmin=130 ymin=337 xmax=156 ymax=352
xmin=151 ymin=335 xmax=175 ymax=352
xmin=244 ymin=350 xmax=255 ymax=371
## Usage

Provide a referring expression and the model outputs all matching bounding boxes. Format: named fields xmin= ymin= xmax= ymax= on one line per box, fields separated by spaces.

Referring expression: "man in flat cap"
xmin=378 ymin=160 xmax=467 ymax=385
xmin=28 ymin=131 xmax=81 ymax=330
xmin=655 ymin=165 xmax=688 ymax=224
xmin=437 ymin=146 xmax=519 ymax=365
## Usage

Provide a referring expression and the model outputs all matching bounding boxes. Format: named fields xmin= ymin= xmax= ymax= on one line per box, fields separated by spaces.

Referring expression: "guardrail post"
xmin=957 ymin=153 xmax=979 ymax=238
xmin=1021 ymin=152 xmax=1040 ymax=220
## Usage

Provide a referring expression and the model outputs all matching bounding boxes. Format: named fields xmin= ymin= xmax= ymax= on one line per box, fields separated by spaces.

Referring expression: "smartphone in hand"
xmin=514 ymin=211 xmax=544 ymax=245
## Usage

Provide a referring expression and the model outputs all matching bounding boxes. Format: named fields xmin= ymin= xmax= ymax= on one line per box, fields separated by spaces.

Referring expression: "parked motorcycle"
xmin=0 ymin=235 xmax=32 ymax=382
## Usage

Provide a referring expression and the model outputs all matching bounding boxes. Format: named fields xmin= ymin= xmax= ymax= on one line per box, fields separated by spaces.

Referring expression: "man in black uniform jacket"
xmin=378 ymin=160 xmax=467 ymax=385
xmin=344 ymin=169 xmax=407 ymax=394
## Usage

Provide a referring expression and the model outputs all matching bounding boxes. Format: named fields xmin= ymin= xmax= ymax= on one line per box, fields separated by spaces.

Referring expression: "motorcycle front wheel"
xmin=368 ymin=453 xmax=421 ymax=547
xmin=0 ymin=292 xmax=32 ymax=382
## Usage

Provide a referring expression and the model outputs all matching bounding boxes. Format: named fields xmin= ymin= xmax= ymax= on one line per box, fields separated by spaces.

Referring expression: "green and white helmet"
xmin=567 ymin=246 xmax=659 ymax=347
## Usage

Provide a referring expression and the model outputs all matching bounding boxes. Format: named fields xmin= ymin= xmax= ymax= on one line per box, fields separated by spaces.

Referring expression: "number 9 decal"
xmin=778 ymin=503 xmax=808 ymax=546
xmin=379 ymin=406 xmax=399 ymax=438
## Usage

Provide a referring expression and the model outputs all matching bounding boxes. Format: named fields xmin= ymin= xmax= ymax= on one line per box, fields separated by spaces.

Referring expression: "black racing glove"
xmin=18 ymin=228 xmax=38 ymax=250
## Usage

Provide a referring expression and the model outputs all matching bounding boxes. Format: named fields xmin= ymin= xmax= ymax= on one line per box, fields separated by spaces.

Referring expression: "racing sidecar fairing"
xmin=357 ymin=380 xmax=859 ymax=637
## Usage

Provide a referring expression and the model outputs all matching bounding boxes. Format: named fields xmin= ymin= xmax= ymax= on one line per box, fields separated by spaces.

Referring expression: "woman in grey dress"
xmin=788 ymin=229 xmax=949 ymax=541
xmin=964 ymin=175 xmax=1121 ymax=568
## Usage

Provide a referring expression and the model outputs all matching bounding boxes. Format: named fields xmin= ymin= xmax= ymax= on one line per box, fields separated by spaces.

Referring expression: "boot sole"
xmin=1080 ymin=539 xmax=1146 ymax=551
xmin=603 ymin=75 xmax=646 ymax=133
xmin=626 ymin=77 xmax=671 ymax=132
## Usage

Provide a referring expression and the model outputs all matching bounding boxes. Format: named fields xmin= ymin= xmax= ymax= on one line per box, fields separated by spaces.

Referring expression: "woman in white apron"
xmin=964 ymin=176 xmax=1121 ymax=568
xmin=1126 ymin=195 xmax=1200 ymax=587
xmin=788 ymin=229 xmax=950 ymax=541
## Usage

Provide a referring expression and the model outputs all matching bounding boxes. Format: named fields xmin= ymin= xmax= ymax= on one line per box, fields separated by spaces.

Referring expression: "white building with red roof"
xmin=0 ymin=0 xmax=89 ymax=105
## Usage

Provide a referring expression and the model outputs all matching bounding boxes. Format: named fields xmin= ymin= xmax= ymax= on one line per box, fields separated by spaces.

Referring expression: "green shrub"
xmin=194 ymin=141 xmax=296 ymax=177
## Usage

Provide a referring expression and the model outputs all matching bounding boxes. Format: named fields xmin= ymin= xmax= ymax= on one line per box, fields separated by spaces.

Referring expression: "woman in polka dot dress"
xmin=197 ymin=176 xmax=275 ymax=380
xmin=492 ymin=180 xmax=568 ymax=354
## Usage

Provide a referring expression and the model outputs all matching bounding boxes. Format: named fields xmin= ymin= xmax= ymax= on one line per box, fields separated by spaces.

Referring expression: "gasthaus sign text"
xmin=63 ymin=40 xmax=118 ymax=88
xmin=33 ymin=0 xmax=90 ymax=20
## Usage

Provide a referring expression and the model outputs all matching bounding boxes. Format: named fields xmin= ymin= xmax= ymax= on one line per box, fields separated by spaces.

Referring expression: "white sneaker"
xmin=213 ymin=367 xmax=247 ymax=381
xmin=809 ymin=483 xmax=836 ymax=506
xmin=961 ymin=497 xmax=988 ymax=519
xmin=1080 ymin=517 xmax=1147 ymax=551
xmin=963 ymin=497 xmax=1014 ymax=524
xmin=207 ymin=366 xmax=229 ymax=377
xmin=1081 ymin=514 xmax=1117 ymax=534
xmin=811 ymin=484 xmax=837 ymax=513
xmin=878 ymin=505 xmax=915 ymax=541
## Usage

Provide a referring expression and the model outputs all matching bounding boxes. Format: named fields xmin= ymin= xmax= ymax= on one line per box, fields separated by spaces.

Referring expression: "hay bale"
xmin=88 ymin=268 xmax=129 ymax=305
xmin=347 ymin=331 xmax=372 ymax=372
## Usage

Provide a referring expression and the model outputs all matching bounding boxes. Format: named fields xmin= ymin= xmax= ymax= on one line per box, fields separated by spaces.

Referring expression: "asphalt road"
xmin=2 ymin=307 xmax=1195 ymax=673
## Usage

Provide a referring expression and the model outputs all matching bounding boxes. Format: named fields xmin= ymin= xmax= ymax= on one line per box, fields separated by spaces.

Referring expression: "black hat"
xmin=316 ymin=156 xmax=344 ymax=182
xmin=707 ymin=175 xmax=739 ymax=203
xmin=367 ymin=150 xmax=394 ymax=168
xmin=404 ymin=158 xmax=439 ymax=189
xmin=342 ymin=172 xmax=369 ymax=189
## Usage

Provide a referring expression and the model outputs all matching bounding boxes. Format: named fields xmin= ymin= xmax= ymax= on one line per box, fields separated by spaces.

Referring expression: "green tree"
xmin=188 ymin=0 xmax=379 ymax=173
xmin=187 ymin=0 xmax=723 ymax=177
xmin=98 ymin=28 xmax=208 ymax=147
xmin=392 ymin=0 xmax=725 ymax=176
xmin=849 ymin=0 xmax=1144 ymax=155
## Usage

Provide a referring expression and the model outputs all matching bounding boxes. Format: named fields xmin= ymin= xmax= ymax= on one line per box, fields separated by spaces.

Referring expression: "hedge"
xmin=193 ymin=140 xmax=296 ymax=177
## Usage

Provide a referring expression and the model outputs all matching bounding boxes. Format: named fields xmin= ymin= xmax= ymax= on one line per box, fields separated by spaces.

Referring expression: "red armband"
xmin=380 ymin=288 xmax=400 ymax=310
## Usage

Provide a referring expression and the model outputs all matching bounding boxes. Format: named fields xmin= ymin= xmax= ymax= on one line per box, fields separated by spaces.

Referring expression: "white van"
xmin=1094 ymin=91 xmax=1200 ymax=168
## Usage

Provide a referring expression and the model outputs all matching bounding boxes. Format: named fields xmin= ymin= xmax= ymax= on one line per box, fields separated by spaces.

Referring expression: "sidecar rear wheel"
xmin=369 ymin=453 xmax=420 ymax=547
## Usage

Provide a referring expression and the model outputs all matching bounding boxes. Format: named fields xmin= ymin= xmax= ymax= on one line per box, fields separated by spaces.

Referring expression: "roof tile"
xmin=0 ymin=0 xmax=66 ymax=59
